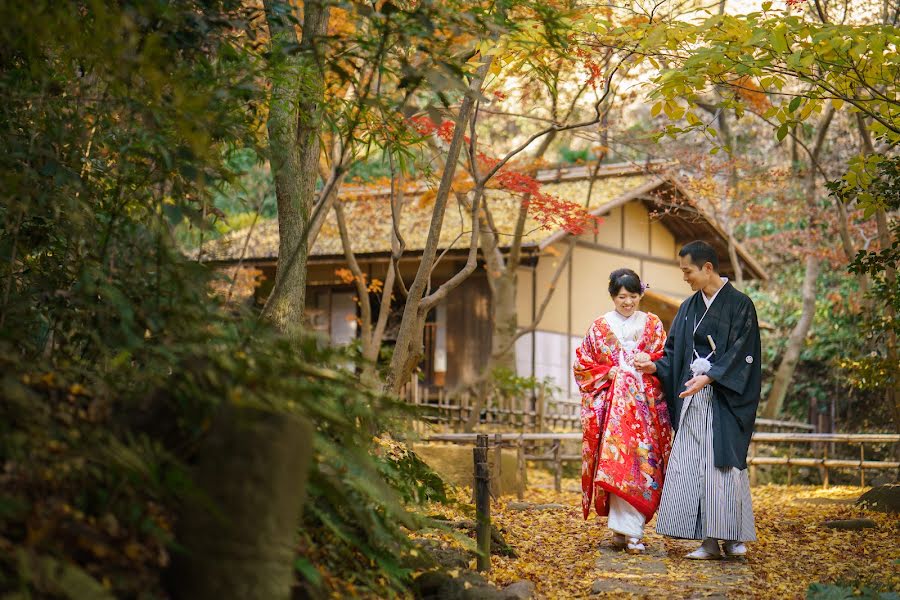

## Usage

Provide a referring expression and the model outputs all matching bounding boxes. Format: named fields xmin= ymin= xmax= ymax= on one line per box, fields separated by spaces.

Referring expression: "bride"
xmin=573 ymin=268 xmax=673 ymax=554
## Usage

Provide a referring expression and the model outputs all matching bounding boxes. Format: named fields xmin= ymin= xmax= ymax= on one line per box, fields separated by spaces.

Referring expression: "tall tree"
xmin=764 ymin=106 xmax=834 ymax=419
xmin=635 ymin=2 xmax=900 ymax=419
xmin=260 ymin=0 xmax=330 ymax=335
xmin=180 ymin=2 xmax=329 ymax=596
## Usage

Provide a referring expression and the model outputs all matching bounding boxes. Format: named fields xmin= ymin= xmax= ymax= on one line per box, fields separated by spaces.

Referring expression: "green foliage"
xmin=833 ymin=157 xmax=900 ymax=396
xmin=637 ymin=11 xmax=900 ymax=147
xmin=490 ymin=367 xmax=561 ymax=403
xmin=829 ymin=154 xmax=900 ymax=219
xmin=558 ymin=145 xmax=592 ymax=164
xmin=807 ymin=582 xmax=900 ymax=600
xmin=0 ymin=1 xmax=451 ymax=598
xmin=749 ymin=262 xmax=892 ymax=429
xmin=175 ymin=148 xmax=277 ymax=249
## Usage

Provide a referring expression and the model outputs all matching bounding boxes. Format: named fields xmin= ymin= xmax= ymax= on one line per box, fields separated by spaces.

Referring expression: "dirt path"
xmin=422 ymin=478 xmax=899 ymax=599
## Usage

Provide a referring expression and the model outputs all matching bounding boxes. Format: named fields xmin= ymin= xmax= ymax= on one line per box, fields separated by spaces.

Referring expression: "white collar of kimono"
xmin=702 ymin=277 xmax=729 ymax=308
xmin=604 ymin=310 xmax=647 ymax=352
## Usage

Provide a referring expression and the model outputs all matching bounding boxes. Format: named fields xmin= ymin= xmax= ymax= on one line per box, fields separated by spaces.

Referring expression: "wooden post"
xmin=821 ymin=443 xmax=829 ymax=488
xmin=860 ymin=444 xmax=865 ymax=488
xmin=492 ymin=433 xmax=503 ymax=498
xmin=749 ymin=441 xmax=758 ymax=487
xmin=463 ymin=391 xmax=471 ymax=430
xmin=474 ymin=434 xmax=491 ymax=572
xmin=516 ymin=434 xmax=526 ymax=501
xmin=411 ymin=373 xmax=419 ymax=435
xmin=553 ymin=438 xmax=562 ymax=493
xmin=536 ymin=388 xmax=545 ymax=433
xmin=786 ymin=443 xmax=793 ymax=486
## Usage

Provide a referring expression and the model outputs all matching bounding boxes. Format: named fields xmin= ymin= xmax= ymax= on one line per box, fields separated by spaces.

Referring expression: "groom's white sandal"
xmin=723 ymin=541 xmax=747 ymax=557
xmin=686 ymin=538 xmax=723 ymax=560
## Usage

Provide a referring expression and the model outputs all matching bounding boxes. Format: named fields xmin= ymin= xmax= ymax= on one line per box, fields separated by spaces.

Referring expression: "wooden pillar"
xmin=786 ymin=443 xmax=793 ymax=486
xmin=411 ymin=373 xmax=419 ymax=435
xmin=464 ymin=391 xmax=471 ymax=430
xmin=749 ymin=441 xmax=758 ymax=487
xmin=553 ymin=438 xmax=562 ymax=493
xmin=474 ymin=434 xmax=491 ymax=572
xmin=492 ymin=433 xmax=503 ymax=498
xmin=536 ymin=387 xmax=545 ymax=433
xmin=860 ymin=444 xmax=866 ymax=488
xmin=822 ymin=444 xmax=829 ymax=488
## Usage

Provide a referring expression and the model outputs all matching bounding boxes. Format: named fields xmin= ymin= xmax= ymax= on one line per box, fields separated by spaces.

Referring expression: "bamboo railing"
xmin=401 ymin=375 xmax=821 ymax=434
xmin=423 ymin=431 xmax=900 ymax=493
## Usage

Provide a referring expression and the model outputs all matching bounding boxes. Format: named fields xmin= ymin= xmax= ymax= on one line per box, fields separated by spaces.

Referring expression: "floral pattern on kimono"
xmin=573 ymin=312 xmax=672 ymax=520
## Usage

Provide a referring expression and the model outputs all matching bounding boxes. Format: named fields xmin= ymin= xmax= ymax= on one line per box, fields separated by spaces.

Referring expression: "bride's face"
xmin=612 ymin=287 xmax=641 ymax=318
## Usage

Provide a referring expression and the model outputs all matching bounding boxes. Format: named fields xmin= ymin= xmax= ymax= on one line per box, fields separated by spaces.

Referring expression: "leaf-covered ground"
xmin=422 ymin=474 xmax=900 ymax=599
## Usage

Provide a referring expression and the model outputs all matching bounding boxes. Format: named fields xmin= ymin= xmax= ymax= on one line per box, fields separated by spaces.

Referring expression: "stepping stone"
xmin=590 ymin=578 xmax=650 ymax=595
xmin=594 ymin=546 xmax=668 ymax=575
xmin=506 ymin=501 xmax=567 ymax=511
xmin=795 ymin=497 xmax=856 ymax=505
xmin=823 ymin=518 xmax=877 ymax=530
xmin=501 ymin=580 xmax=535 ymax=599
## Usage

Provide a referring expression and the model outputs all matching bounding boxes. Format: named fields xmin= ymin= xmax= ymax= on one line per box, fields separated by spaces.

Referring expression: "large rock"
xmin=412 ymin=442 xmax=523 ymax=496
xmin=410 ymin=538 xmax=473 ymax=569
xmin=412 ymin=570 xmax=503 ymax=600
xmin=501 ymin=580 xmax=536 ymax=599
xmin=429 ymin=518 xmax=518 ymax=557
xmin=856 ymin=483 xmax=900 ymax=514
xmin=823 ymin=518 xmax=877 ymax=530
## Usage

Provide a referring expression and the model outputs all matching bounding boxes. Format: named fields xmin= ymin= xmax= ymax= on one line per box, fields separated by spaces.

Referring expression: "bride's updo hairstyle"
xmin=608 ymin=268 xmax=643 ymax=297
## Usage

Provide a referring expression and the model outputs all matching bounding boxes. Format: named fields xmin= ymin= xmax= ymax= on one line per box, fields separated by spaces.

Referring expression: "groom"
xmin=635 ymin=240 xmax=761 ymax=559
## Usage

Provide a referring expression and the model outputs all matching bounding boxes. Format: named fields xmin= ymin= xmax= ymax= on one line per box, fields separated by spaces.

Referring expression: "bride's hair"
xmin=608 ymin=268 xmax=642 ymax=297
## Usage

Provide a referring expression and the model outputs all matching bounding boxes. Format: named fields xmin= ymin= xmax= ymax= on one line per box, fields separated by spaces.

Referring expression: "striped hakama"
xmin=655 ymin=386 xmax=756 ymax=542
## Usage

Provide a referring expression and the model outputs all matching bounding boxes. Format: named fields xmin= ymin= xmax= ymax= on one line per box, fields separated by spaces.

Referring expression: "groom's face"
xmin=678 ymin=255 xmax=713 ymax=291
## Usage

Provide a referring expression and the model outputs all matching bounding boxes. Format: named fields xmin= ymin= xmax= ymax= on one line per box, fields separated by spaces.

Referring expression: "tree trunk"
xmin=763 ymin=106 xmax=834 ymax=419
xmin=172 ymin=405 xmax=314 ymax=600
xmin=260 ymin=0 xmax=329 ymax=335
xmin=727 ymin=232 xmax=744 ymax=288
xmin=763 ymin=254 xmax=820 ymax=419
xmin=715 ymin=103 xmax=743 ymax=287
xmin=385 ymin=61 xmax=492 ymax=394
xmin=474 ymin=197 xmax=519 ymax=375
xmin=875 ymin=206 xmax=900 ymax=465
xmin=490 ymin=270 xmax=519 ymax=373
xmin=462 ymin=264 xmax=517 ymax=432
xmin=170 ymin=5 xmax=325 ymax=597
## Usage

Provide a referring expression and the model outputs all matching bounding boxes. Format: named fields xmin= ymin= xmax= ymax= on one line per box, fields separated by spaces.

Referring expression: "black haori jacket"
xmin=655 ymin=282 xmax=762 ymax=470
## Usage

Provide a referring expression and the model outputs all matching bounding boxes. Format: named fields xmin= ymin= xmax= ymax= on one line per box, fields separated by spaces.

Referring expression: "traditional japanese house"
xmin=203 ymin=161 xmax=766 ymax=400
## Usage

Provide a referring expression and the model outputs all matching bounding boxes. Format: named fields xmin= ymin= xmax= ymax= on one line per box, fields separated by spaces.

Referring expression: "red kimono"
xmin=573 ymin=312 xmax=672 ymax=521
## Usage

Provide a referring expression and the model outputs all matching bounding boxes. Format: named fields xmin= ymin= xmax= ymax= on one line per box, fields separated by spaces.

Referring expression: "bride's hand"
xmin=634 ymin=360 xmax=656 ymax=374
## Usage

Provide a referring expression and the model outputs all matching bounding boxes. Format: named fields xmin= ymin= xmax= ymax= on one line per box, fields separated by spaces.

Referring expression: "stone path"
xmin=589 ymin=539 xmax=756 ymax=598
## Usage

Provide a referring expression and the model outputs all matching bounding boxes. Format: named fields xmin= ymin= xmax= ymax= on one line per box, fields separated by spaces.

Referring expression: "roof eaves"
xmin=666 ymin=179 xmax=768 ymax=281
xmin=537 ymin=175 xmax=670 ymax=251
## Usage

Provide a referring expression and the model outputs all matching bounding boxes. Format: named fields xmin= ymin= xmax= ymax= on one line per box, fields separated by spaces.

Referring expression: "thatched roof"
xmin=201 ymin=160 xmax=765 ymax=280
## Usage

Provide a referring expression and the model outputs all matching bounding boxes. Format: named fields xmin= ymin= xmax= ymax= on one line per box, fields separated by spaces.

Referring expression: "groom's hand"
xmin=679 ymin=375 xmax=712 ymax=398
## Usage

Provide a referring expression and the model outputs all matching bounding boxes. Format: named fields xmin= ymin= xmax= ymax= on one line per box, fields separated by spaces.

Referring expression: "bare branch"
xmin=334 ymin=201 xmax=372 ymax=340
